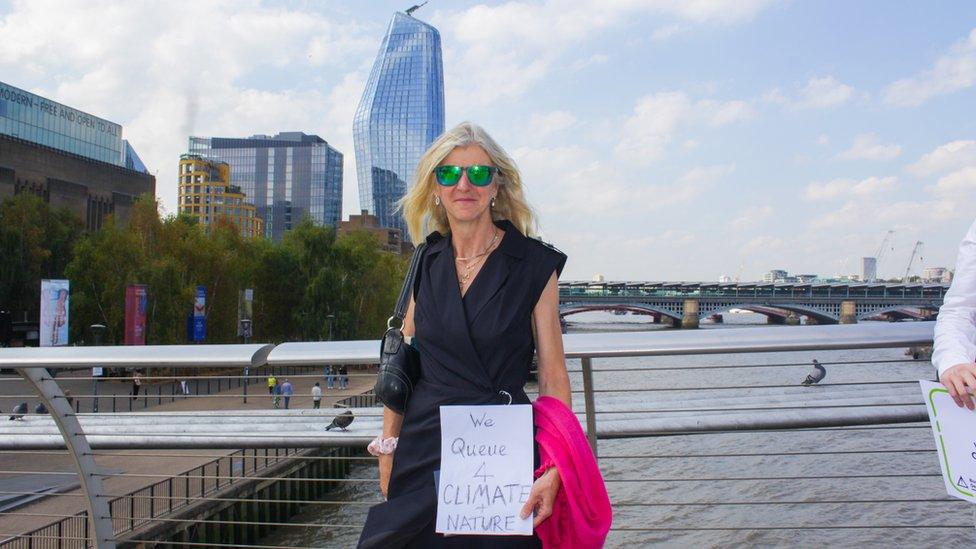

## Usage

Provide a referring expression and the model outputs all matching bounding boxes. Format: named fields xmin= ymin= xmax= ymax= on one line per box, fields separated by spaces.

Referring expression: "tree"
xmin=0 ymin=194 xmax=82 ymax=321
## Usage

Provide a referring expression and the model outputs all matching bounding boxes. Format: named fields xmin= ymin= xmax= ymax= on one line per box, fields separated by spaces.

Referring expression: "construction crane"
xmin=872 ymin=230 xmax=894 ymax=280
xmin=406 ymin=1 xmax=428 ymax=15
xmin=904 ymin=241 xmax=923 ymax=282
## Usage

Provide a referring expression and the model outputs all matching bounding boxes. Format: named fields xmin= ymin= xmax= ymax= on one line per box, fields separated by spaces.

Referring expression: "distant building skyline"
xmin=353 ymin=10 xmax=445 ymax=239
xmin=188 ymin=132 xmax=343 ymax=242
xmin=7 ymin=3 xmax=976 ymax=280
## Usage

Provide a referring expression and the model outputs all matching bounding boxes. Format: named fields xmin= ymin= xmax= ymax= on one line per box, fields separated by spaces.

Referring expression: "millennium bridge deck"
xmin=0 ymin=322 xmax=971 ymax=547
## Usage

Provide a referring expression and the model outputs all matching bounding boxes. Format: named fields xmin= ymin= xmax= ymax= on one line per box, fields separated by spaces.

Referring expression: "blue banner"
xmin=192 ymin=285 xmax=206 ymax=342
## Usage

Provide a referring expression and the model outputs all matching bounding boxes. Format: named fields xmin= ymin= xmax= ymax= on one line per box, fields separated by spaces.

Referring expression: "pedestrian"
xmin=282 ymin=379 xmax=294 ymax=409
xmin=325 ymin=365 xmax=335 ymax=390
xmin=934 ymin=218 xmax=976 ymax=410
xmin=180 ymin=379 xmax=190 ymax=395
xmin=311 ymin=382 xmax=322 ymax=409
xmin=358 ymin=122 xmax=591 ymax=547
xmin=267 ymin=374 xmax=276 ymax=395
xmin=338 ymin=365 xmax=348 ymax=390
xmin=271 ymin=380 xmax=281 ymax=409
xmin=63 ymin=389 xmax=74 ymax=409
xmin=131 ymin=370 xmax=142 ymax=400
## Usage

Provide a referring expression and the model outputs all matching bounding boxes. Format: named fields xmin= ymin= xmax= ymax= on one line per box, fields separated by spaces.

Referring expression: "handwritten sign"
xmin=920 ymin=380 xmax=976 ymax=503
xmin=436 ymin=404 xmax=534 ymax=536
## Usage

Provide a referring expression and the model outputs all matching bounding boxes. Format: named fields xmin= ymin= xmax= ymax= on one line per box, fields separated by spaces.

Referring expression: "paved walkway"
xmin=0 ymin=367 xmax=378 ymax=538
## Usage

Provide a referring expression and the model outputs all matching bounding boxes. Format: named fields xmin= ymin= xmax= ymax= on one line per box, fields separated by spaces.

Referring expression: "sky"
xmin=2 ymin=0 xmax=975 ymax=282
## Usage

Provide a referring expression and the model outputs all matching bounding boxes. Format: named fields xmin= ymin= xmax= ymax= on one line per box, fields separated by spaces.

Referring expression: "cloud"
xmin=764 ymin=75 xmax=854 ymax=110
xmin=932 ymin=166 xmax=976 ymax=196
xmin=527 ymin=111 xmax=577 ymax=138
xmin=651 ymin=24 xmax=685 ymax=41
xmin=741 ymin=235 xmax=785 ymax=255
xmin=614 ymin=91 xmax=753 ymax=164
xmin=570 ymin=54 xmax=609 ymax=71
xmin=515 ymin=143 xmax=734 ymax=217
xmin=907 ymin=140 xmax=976 ymax=176
xmin=795 ymin=76 xmax=855 ymax=109
xmin=809 ymin=199 xmax=957 ymax=230
xmin=803 ymin=176 xmax=897 ymax=201
xmin=836 ymin=133 xmax=902 ymax=161
xmin=883 ymin=28 xmax=976 ymax=107
xmin=730 ymin=205 xmax=774 ymax=229
xmin=432 ymin=0 xmax=776 ymax=108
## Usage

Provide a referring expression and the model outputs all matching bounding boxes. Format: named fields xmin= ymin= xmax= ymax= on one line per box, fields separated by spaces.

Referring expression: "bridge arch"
xmin=857 ymin=304 xmax=937 ymax=321
xmin=559 ymin=304 xmax=683 ymax=322
xmin=699 ymin=303 xmax=840 ymax=324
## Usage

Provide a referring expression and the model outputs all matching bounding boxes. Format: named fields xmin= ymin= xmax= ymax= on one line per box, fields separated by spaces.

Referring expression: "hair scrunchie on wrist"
xmin=368 ymin=436 xmax=398 ymax=456
xmin=534 ymin=459 xmax=556 ymax=479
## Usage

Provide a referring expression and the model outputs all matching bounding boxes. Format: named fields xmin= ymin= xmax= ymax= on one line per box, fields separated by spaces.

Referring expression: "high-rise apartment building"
xmin=188 ymin=132 xmax=342 ymax=241
xmin=178 ymin=154 xmax=263 ymax=238
xmin=353 ymin=9 xmax=445 ymax=238
xmin=862 ymin=257 xmax=878 ymax=282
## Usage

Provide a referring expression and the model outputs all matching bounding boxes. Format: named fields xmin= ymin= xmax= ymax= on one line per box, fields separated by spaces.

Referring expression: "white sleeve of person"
xmin=933 ymin=219 xmax=976 ymax=378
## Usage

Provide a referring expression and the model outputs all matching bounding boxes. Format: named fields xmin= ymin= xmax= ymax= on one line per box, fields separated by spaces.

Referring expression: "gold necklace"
xmin=456 ymin=230 xmax=500 ymax=290
xmin=455 ymin=230 xmax=500 ymax=262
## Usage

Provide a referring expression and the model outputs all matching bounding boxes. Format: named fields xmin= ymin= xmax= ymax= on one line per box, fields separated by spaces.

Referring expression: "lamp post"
xmin=326 ymin=314 xmax=335 ymax=341
xmin=90 ymin=324 xmax=106 ymax=413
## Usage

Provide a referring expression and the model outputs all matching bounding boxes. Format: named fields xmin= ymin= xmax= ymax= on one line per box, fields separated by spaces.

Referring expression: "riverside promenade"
xmin=0 ymin=368 xmax=376 ymax=537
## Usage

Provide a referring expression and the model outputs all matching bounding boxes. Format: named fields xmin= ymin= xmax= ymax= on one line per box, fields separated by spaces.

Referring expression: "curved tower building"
xmin=353 ymin=10 xmax=444 ymax=239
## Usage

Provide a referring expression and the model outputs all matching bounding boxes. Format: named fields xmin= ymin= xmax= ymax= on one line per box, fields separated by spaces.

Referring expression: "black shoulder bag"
xmin=374 ymin=243 xmax=427 ymax=414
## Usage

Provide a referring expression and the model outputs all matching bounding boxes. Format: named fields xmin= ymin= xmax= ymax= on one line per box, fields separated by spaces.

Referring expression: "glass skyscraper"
xmin=188 ymin=132 xmax=343 ymax=241
xmin=353 ymin=10 xmax=445 ymax=239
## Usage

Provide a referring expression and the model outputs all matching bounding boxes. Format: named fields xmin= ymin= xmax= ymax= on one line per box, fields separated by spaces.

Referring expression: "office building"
xmin=188 ymin=132 xmax=342 ymax=241
xmin=0 ymin=80 xmax=154 ymax=230
xmin=763 ymin=270 xmax=789 ymax=283
xmin=862 ymin=257 xmax=878 ymax=282
xmin=922 ymin=267 xmax=951 ymax=284
xmin=178 ymin=155 xmax=263 ymax=238
xmin=353 ymin=9 xmax=445 ymax=238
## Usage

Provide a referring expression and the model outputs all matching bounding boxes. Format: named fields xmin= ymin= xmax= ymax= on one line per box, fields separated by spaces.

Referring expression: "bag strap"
xmin=389 ymin=242 xmax=427 ymax=327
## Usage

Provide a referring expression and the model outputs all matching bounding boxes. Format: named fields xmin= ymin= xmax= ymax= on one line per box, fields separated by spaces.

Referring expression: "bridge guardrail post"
xmin=580 ymin=357 xmax=598 ymax=458
xmin=16 ymin=367 xmax=116 ymax=549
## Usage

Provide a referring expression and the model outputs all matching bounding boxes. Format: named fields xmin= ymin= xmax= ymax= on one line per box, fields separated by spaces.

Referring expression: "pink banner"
xmin=124 ymin=284 xmax=148 ymax=345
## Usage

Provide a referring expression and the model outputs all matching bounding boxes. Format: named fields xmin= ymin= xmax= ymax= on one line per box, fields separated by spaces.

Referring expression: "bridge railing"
xmin=0 ymin=322 xmax=969 ymax=547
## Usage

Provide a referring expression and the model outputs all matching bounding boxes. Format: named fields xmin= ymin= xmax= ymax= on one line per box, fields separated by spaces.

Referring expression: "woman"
xmin=358 ymin=122 xmax=571 ymax=548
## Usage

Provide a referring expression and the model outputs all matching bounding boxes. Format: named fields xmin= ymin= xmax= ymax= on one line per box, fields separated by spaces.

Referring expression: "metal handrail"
xmin=0 ymin=322 xmax=941 ymax=547
xmin=1 ymin=447 xmax=300 ymax=548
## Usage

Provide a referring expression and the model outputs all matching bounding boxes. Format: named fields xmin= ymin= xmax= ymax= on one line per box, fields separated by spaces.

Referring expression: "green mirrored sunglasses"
xmin=434 ymin=165 xmax=499 ymax=187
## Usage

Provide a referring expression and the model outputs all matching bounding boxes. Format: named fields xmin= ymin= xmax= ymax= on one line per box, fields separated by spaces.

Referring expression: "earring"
xmin=434 ymin=195 xmax=441 ymax=206
xmin=490 ymin=196 xmax=496 ymax=208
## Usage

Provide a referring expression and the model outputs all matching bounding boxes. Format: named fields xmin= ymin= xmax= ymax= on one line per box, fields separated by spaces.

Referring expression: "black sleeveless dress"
xmin=358 ymin=219 xmax=567 ymax=548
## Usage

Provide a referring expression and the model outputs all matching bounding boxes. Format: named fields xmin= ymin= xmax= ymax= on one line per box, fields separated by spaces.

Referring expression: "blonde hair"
xmin=399 ymin=121 xmax=537 ymax=243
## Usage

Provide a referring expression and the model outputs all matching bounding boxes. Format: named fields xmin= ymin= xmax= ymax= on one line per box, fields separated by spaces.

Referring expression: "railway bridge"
xmin=558 ymin=281 xmax=947 ymax=328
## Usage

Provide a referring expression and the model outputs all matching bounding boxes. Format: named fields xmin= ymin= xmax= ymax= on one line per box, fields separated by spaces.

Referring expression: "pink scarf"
xmin=533 ymin=396 xmax=612 ymax=548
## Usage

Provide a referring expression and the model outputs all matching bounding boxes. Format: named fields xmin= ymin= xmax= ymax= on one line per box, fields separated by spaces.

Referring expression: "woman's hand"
xmin=520 ymin=467 xmax=561 ymax=527
xmin=378 ymin=454 xmax=394 ymax=498
xmin=940 ymin=363 xmax=976 ymax=410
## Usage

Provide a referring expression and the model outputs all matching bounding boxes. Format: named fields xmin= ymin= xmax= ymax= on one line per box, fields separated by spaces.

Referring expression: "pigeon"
xmin=325 ymin=410 xmax=354 ymax=431
xmin=9 ymin=402 xmax=27 ymax=421
xmin=34 ymin=403 xmax=47 ymax=415
xmin=802 ymin=359 xmax=827 ymax=386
